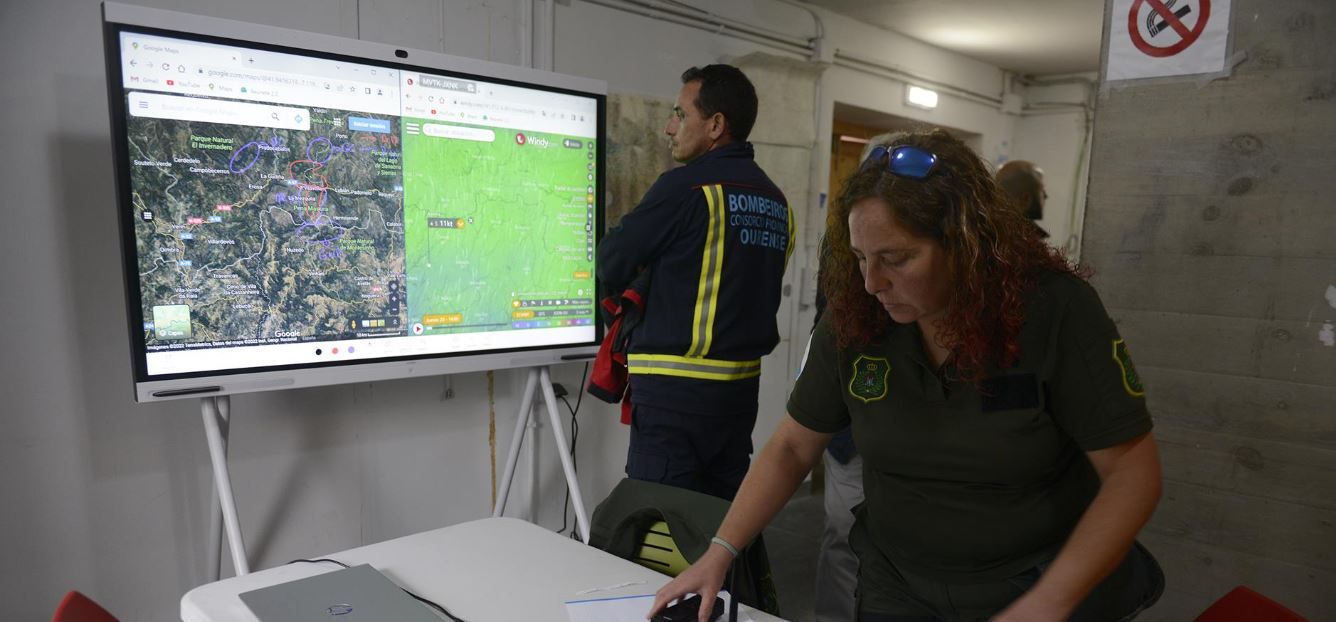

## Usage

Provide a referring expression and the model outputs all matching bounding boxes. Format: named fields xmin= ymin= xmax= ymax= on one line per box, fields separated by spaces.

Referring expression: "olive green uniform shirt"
xmin=788 ymin=271 xmax=1151 ymax=582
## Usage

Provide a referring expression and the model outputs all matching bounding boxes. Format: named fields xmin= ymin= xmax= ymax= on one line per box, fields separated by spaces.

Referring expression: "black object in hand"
xmin=651 ymin=594 xmax=724 ymax=622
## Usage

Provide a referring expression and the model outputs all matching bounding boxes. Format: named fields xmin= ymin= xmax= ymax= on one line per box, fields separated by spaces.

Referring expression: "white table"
xmin=181 ymin=517 xmax=786 ymax=621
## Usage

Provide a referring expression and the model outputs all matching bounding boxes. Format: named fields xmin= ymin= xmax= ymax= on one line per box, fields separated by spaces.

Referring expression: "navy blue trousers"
xmin=625 ymin=403 xmax=757 ymax=501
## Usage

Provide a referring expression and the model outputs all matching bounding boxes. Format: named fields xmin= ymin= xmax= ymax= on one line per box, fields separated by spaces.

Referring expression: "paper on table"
xmin=565 ymin=593 xmax=655 ymax=622
xmin=564 ymin=592 xmax=755 ymax=622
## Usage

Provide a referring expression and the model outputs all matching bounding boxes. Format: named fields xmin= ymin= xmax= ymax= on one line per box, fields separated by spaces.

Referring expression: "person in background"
xmin=650 ymin=129 xmax=1163 ymax=622
xmin=596 ymin=64 xmax=793 ymax=501
xmin=996 ymin=159 xmax=1049 ymax=239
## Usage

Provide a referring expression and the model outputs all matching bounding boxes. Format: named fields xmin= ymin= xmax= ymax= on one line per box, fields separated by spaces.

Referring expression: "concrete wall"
xmin=1086 ymin=1 xmax=1336 ymax=619
xmin=0 ymin=0 xmax=1085 ymax=619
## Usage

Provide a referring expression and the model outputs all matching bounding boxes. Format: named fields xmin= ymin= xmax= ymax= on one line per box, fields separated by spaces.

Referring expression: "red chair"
xmin=1193 ymin=586 xmax=1307 ymax=622
xmin=52 ymin=591 xmax=119 ymax=622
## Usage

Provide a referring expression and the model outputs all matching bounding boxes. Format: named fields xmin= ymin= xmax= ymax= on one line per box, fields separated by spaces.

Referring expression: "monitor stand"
xmin=202 ymin=395 xmax=250 ymax=580
xmin=492 ymin=366 xmax=591 ymax=543
xmin=198 ymin=364 xmax=592 ymax=584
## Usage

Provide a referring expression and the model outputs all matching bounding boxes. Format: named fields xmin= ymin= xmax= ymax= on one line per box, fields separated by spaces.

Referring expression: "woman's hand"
xmin=646 ymin=546 xmax=734 ymax=621
xmin=643 ymin=416 xmax=832 ymax=620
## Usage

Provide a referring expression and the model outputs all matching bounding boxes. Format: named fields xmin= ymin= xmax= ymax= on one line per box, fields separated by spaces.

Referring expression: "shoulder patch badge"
xmin=849 ymin=355 xmax=890 ymax=403
xmin=1112 ymin=339 xmax=1145 ymax=397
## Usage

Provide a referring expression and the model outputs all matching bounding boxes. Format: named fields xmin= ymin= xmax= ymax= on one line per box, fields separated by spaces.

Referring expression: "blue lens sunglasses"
xmin=861 ymin=144 xmax=938 ymax=179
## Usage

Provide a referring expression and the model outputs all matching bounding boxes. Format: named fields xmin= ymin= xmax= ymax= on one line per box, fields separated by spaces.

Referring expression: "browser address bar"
xmin=128 ymin=92 xmax=311 ymax=131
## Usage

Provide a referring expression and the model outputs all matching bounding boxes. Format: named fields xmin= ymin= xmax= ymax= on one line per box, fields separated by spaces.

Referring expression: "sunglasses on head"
xmin=860 ymin=145 xmax=938 ymax=180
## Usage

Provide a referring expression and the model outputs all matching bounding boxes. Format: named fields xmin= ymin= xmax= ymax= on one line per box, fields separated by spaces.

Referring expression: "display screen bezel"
xmin=104 ymin=14 xmax=606 ymax=394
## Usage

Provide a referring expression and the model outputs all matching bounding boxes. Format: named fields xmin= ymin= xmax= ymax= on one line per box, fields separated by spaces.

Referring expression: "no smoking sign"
xmin=1107 ymin=0 xmax=1232 ymax=82
xmin=1130 ymin=0 xmax=1210 ymax=57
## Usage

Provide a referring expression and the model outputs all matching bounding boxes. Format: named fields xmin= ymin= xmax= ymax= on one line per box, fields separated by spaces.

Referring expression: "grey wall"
xmin=1086 ymin=1 xmax=1336 ymax=619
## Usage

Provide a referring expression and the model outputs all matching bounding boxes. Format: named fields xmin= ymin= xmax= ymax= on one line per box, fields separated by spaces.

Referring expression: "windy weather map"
xmin=115 ymin=32 xmax=600 ymax=378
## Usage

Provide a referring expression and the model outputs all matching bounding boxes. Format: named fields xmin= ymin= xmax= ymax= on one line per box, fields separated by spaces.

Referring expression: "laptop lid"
xmin=240 ymin=564 xmax=442 ymax=622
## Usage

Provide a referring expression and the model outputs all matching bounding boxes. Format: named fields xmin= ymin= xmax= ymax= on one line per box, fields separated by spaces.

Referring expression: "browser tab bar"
xmin=417 ymin=75 xmax=477 ymax=93
xmin=401 ymin=71 xmax=597 ymax=138
xmin=122 ymin=33 xmax=400 ymax=116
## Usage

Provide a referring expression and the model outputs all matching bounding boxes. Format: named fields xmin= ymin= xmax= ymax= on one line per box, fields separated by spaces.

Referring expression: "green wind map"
xmin=401 ymin=121 xmax=595 ymax=334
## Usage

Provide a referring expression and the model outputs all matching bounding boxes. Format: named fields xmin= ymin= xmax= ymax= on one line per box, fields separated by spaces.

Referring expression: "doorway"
xmin=829 ymin=103 xmax=981 ymax=206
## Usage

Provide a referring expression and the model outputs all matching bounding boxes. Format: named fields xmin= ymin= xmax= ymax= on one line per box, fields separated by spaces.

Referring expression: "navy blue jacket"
xmin=597 ymin=142 xmax=792 ymax=416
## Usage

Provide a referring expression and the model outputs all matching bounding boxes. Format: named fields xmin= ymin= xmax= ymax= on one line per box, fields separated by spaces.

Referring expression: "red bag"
xmin=586 ymin=283 xmax=645 ymax=425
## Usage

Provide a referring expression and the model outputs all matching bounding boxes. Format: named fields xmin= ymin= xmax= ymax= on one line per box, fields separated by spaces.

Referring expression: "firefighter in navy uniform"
xmin=597 ymin=64 xmax=793 ymax=501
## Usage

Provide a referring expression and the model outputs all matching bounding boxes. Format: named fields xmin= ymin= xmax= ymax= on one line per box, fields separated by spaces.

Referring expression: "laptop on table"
xmin=239 ymin=563 xmax=444 ymax=621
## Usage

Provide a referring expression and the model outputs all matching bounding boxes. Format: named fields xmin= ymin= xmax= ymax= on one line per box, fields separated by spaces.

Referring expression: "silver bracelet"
xmin=710 ymin=535 xmax=740 ymax=557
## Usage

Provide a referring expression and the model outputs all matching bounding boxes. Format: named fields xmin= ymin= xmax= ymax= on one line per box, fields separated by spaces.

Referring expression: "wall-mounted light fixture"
xmin=906 ymin=85 xmax=939 ymax=110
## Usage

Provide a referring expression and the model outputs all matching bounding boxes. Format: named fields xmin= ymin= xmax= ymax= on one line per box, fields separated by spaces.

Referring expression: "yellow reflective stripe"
xmin=631 ymin=367 xmax=761 ymax=381
xmin=689 ymin=186 xmax=716 ymax=356
xmin=628 ymin=353 xmax=763 ymax=381
xmin=629 ymin=354 xmax=761 ymax=368
xmin=690 ymin=185 xmax=725 ymax=357
xmin=701 ymin=184 xmax=726 ymax=356
xmin=784 ymin=203 xmax=796 ymax=269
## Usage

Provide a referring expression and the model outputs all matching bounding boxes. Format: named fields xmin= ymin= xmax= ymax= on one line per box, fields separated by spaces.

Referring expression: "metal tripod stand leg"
xmin=492 ymin=366 xmax=590 ymax=543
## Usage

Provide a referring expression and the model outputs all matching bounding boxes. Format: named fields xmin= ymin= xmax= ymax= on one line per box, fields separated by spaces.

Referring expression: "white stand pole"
xmin=201 ymin=395 xmax=250 ymax=575
xmin=492 ymin=366 xmax=591 ymax=543
xmin=205 ymin=397 xmax=230 ymax=582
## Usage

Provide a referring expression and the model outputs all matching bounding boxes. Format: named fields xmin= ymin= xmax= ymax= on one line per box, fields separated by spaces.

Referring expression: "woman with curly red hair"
xmin=650 ymin=129 xmax=1164 ymax=622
